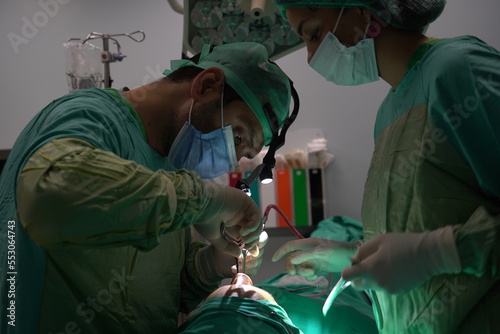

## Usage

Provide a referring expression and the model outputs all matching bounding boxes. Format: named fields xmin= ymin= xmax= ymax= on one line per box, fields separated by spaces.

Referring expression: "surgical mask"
xmin=309 ymin=8 xmax=379 ymax=86
xmin=168 ymin=90 xmax=238 ymax=179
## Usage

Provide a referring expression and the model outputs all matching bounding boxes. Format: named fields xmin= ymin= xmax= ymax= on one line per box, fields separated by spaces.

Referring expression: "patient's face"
xmin=206 ymin=273 xmax=276 ymax=303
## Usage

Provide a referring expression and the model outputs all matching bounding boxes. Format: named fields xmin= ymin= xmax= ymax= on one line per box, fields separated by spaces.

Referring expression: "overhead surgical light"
xmin=167 ymin=0 xmax=304 ymax=60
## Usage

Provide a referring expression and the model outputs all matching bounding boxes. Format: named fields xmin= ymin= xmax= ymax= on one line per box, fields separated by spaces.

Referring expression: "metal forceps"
xmin=239 ymin=248 xmax=247 ymax=274
xmin=220 ymin=223 xmax=247 ymax=274
xmin=220 ymin=223 xmax=243 ymax=246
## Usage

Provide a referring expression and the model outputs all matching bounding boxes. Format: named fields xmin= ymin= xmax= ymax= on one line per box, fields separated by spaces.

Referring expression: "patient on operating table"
xmin=177 ymin=273 xmax=304 ymax=334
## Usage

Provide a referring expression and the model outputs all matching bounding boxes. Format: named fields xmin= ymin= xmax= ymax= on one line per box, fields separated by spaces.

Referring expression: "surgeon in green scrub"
xmin=0 ymin=42 xmax=292 ymax=333
xmin=269 ymin=0 xmax=500 ymax=333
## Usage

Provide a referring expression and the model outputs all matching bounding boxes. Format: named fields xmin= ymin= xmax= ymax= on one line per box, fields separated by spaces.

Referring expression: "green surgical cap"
xmin=163 ymin=42 xmax=291 ymax=146
xmin=273 ymin=0 xmax=446 ymax=30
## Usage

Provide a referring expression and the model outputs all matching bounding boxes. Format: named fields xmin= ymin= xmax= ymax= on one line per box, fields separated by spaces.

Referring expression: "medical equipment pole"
xmin=102 ymin=34 xmax=111 ymax=88
xmin=68 ymin=30 xmax=146 ymax=89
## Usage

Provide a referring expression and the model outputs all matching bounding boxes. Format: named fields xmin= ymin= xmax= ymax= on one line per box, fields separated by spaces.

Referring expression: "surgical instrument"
xmin=240 ymin=248 xmax=247 ymax=274
xmin=220 ymin=223 xmax=243 ymax=247
xmin=322 ymin=276 xmax=352 ymax=316
xmin=322 ymin=258 xmax=360 ymax=316
xmin=220 ymin=223 xmax=246 ymax=274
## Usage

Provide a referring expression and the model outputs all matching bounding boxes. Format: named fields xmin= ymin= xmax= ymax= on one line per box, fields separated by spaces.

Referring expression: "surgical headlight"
xmin=259 ymin=165 xmax=274 ymax=184
xmin=235 ymin=78 xmax=300 ymax=195
xmin=183 ymin=45 xmax=300 ymax=194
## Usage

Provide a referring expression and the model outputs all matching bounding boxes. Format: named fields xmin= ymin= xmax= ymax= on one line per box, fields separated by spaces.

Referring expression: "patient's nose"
xmin=231 ymin=273 xmax=253 ymax=286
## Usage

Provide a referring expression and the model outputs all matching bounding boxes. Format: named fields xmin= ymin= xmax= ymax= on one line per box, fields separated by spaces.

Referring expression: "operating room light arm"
xmin=166 ymin=0 xmax=184 ymax=14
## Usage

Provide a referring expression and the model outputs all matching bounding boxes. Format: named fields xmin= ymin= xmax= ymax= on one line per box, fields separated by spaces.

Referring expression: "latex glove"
xmin=236 ymin=231 xmax=268 ymax=277
xmin=342 ymin=226 xmax=462 ymax=294
xmin=196 ymin=231 xmax=269 ymax=284
xmin=271 ymin=238 xmax=360 ymax=281
xmin=194 ymin=182 xmax=262 ymax=257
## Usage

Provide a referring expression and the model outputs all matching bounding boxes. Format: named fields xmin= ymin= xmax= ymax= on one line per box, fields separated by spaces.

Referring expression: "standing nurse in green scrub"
xmin=271 ymin=1 xmax=500 ymax=333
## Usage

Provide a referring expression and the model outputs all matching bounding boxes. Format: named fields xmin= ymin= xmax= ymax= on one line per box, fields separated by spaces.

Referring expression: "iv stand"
xmin=67 ymin=30 xmax=146 ymax=88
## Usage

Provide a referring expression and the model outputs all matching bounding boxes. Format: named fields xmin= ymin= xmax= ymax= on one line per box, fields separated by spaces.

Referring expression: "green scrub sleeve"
xmin=180 ymin=241 xmax=221 ymax=314
xmin=16 ymin=137 xmax=218 ymax=251
xmin=453 ymin=206 xmax=500 ymax=278
xmin=428 ymin=38 xmax=500 ymax=198
xmin=425 ymin=38 xmax=500 ymax=279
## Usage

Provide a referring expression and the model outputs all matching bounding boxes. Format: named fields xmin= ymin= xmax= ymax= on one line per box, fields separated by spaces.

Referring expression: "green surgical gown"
xmin=362 ymin=36 xmax=500 ymax=333
xmin=0 ymin=88 xmax=220 ymax=333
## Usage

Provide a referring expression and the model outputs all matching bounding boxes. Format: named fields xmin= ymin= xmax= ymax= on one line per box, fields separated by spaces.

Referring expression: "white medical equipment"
xmin=65 ymin=30 xmax=146 ymax=91
xmin=167 ymin=0 xmax=304 ymax=60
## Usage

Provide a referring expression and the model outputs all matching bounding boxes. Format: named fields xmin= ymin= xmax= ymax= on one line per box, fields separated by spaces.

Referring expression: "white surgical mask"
xmin=309 ymin=8 xmax=379 ymax=86
xmin=168 ymin=89 xmax=238 ymax=179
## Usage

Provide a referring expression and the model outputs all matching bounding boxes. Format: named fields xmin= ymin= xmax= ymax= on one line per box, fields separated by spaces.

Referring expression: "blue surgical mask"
xmin=168 ymin=93 xmax=238 ymax=179
xmin=309 ymin=8 xmax=379 ymax=86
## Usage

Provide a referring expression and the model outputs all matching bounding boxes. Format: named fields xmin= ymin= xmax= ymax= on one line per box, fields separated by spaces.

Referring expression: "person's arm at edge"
xmin=16 ymin=137 xmax=221 ymax=251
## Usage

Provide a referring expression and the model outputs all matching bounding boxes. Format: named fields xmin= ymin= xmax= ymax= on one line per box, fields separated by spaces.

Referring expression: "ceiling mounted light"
xmin=168 ymin=0 xmax=304 ymax=60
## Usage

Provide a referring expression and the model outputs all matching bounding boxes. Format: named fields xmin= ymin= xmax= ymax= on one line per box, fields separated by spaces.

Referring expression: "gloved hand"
xmin=194 ymin=182 xmax=262 ymax=258
xmin=196 ymin=231 xmax=269 ymax=284
xmin=237 ymin=231 xmax=268 ymax=277
xmin=342 ymin=226 xmax=462 ymax=294
xmin=271 ymin=238 xmax=360 ymax=281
